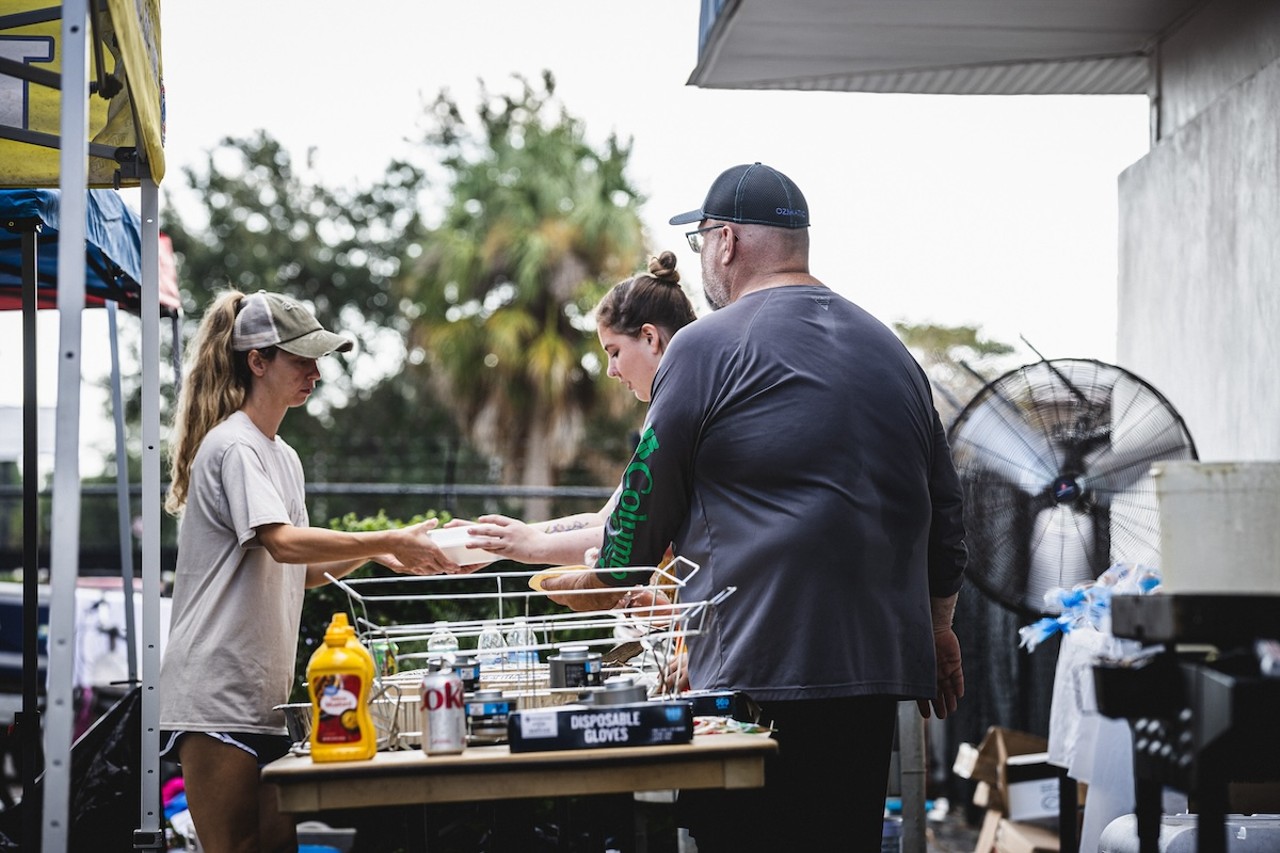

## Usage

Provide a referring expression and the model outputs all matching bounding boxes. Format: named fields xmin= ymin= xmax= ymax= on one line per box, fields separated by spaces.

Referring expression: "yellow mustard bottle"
xmin=307 ymin=612 xmax=377 ymax=762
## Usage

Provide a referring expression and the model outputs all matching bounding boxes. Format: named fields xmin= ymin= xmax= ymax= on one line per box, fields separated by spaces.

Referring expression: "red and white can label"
xmin=421 ymin=670 xmax=466 ymax=754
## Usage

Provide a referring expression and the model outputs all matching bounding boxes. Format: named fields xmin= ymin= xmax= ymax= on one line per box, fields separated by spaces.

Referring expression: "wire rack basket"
xmin=322 ymin=556 xmax=733 ymax=750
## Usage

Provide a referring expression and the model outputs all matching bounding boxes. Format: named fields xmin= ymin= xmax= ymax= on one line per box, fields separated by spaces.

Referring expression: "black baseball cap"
xmin=669 ymin=162 xmax=810 ymax=229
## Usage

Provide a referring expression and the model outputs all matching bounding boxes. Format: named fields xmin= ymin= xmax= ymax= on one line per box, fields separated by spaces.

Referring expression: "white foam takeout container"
xmin=428 ymin=525 xmax=500 ymax=566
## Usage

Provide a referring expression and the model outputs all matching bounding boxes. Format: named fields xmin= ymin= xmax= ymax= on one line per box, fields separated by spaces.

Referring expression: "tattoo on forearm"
xmin=544 ymin=520 xmax=591 ymax=533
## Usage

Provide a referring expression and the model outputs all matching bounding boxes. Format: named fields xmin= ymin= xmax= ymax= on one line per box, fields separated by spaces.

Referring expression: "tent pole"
xmin=44 ymin=0 xmax=90 ymax=849
xmin=18 ymin=219 xmax=43 ymax=850
xmin=107 ymin=300 xmax=139 ymax=683
xmin=898 ymin=701 xmax=928 ymax=853
xmin=136 ymin=177 xmax=163 ymax=846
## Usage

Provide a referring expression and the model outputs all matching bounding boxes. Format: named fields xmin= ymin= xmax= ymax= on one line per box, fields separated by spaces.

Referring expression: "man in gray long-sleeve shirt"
xmin=545 ymin=162 xmax=967 ymax=852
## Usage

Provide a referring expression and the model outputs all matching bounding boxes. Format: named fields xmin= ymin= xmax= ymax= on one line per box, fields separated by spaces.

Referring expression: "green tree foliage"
xmin=154 ymin=132 xmax=488 ymax=488
xmin=85 ymin=73 xmax=656 ymax=576
xmin=396 ymin=72 xmax=648 ymax=518
xmin=893 ymin=321 xmax=1019 ymax=425
xmin=160 ymin=131 xmax=424 ymax=405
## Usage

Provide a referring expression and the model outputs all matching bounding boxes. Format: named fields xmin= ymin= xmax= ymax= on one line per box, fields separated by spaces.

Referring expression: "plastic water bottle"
xmin=426 ymin=620 xmax=459 ymax=666
xmin=505 ymin=617 xmax=538 ymax=667
xmin=477 ymin=621 xmax=506 ymax=668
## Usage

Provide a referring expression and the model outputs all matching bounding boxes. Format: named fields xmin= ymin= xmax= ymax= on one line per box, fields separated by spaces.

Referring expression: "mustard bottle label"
xmin=312 ymin=673 xmax=366 ymax=744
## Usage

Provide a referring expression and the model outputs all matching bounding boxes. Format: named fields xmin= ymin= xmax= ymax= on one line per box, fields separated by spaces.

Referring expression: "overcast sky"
xmin=2 ymin=1 xmax=1154 ymax=472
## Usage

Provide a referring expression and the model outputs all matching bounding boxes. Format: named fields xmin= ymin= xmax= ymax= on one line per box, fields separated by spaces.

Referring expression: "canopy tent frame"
xmin=0 ymin=191 xmax=180 ymax=786
xmin=1 ymin=1 xmax=167 ymax=849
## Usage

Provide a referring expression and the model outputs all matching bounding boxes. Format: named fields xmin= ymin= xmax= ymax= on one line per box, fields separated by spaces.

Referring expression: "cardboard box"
xmin=975 ymin=808 xmax=1003 ymax=853
xmin=954 ymin=727 xmax=1062 ymax=821
xmin=972 ymin=780 xmax=997 ymax=810
xmin=953 ymin=740 xmax=982 ymax=780
xmin=994 ymin=817 xmax=1059 ymax=853
xmin=1004 ymin=753 xmax=1062 ymax=822
xmin=954 ymin=726 xmax=1049 ymax=787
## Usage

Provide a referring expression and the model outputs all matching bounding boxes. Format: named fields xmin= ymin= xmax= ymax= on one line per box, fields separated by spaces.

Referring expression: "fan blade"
xmin=1026 ymin=506 xmax=1100 ymax=613
xmin=953 ymin=399 xmax=1059 ymax=494
xmin=959 ymin=477 xmax=1035 ymax=615
xmin=1026 ymin=486 xmax=1059 ymax=516
xmin=1106 ymin=487 xmax=1162 ymax=568
xmin=952 ymin=358 xmax=1195 ymax=618
xmin=1083 ymin=427 xmax=1194 ymax=505
xmin=1087 ymin=500 xmax=1112 ymax=577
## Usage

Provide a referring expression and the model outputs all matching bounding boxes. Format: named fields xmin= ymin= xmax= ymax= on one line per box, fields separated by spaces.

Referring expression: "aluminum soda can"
xmin=421 ymin=665 xmax=466 ymax=754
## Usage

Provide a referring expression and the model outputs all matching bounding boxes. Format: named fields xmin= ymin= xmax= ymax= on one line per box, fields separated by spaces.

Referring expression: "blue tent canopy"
xmin=0 ymin=188 xmax=179 ymax=315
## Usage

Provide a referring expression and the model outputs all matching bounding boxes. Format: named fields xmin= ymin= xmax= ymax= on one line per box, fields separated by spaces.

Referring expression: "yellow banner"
xmin=104 ymin=0 xmax=165 ymax=183
xmin=0 ymin=0 xmax=165 ymax=187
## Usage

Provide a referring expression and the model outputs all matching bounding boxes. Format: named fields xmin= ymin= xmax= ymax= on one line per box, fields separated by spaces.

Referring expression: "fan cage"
xmin=946 ymin=358 xmax=1197 ymax=617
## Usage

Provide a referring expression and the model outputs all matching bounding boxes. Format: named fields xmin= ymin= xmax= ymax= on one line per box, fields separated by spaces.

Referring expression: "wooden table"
xmin=263 ymin=732 xmax=775 ymax=814
xmin=264 ymin=732 xmax=775 ymax=850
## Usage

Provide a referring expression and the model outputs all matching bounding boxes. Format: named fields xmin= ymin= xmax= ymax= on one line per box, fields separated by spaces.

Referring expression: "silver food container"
xmin=591 ymin=675 xmax=648 ymax=705
xmin=547 ymin=645 xmax=603 ymax=689
xmin=274 ymin=688 xmax=419 ymax=752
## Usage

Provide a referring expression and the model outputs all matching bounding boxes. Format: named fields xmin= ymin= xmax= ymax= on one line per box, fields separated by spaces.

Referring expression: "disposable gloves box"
xmin=507 ymin=701 xmax=693 ymax=753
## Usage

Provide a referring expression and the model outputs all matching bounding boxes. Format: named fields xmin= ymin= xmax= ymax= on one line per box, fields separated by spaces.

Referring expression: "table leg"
xmin=1193 ymin=783 xmax=1228 ymax=853
xmin=1059 ymin=773 xmax=1078 ymax=853
xmin=1135 ymin=777 xmax=1162 ymax=853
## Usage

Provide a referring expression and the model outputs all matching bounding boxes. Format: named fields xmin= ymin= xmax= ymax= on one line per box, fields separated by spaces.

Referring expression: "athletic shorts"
xmin=160 ymin=730 xmax=293 ymax=769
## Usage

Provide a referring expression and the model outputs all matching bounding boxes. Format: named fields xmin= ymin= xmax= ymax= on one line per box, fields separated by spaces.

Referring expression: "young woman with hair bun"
xmin=459 ymin=250 xmax=697 ymax=567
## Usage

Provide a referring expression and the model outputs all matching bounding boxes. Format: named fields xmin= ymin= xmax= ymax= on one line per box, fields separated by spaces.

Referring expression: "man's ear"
xmin=721 ymin=224 xmax=739 ymax=262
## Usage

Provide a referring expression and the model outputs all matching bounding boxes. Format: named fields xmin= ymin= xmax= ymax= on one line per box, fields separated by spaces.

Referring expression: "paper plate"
xmin=529 ymin=565 xmax=588 ymax=592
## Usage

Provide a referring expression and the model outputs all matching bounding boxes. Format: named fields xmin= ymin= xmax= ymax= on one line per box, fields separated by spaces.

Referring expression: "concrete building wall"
xmin=1157 ymin=0 xmax=1280 ymax=139
xmin=1118 ymin=1 xmax=1280 ymax=461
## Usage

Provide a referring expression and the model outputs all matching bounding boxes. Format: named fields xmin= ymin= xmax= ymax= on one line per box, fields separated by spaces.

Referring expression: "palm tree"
xmin=398 ymin=72 xmax=647 ymax=519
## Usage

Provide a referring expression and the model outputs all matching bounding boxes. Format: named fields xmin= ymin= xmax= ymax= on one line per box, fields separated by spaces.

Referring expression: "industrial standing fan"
xmin=947 ymin=358 xmax=1197 ymax=617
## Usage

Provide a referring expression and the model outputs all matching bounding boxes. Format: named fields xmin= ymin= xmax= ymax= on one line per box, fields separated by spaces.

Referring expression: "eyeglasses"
xmin=685 ymin=223 xmax=723 ymax=254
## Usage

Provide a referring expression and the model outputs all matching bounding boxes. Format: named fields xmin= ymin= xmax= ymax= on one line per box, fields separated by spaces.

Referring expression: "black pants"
xmin=676 ymin=695 xmax=898 ymax=852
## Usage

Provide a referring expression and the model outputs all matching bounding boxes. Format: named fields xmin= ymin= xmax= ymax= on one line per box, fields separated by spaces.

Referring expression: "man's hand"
xmin=616 ymin=587 xmax=676 ymax=623
xmin=660 ymin=648 xmax=690 ymax=695
xmin=918 ymin=627 xmax=964 ymax=719
xmin=541 ymin=569 xmax=629 ymax=611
